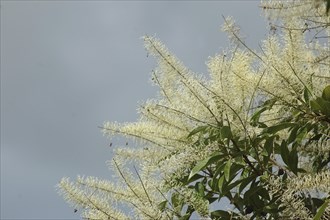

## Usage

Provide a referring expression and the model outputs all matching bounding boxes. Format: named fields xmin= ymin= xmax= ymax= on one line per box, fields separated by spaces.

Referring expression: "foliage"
xmin=183 ymin=84 xmax=330 ymax=219
xmin=58 ymin=1 xmax=330 ymax=219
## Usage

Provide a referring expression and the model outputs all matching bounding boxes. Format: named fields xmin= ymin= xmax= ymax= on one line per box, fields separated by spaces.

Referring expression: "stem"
xmin=231 ymin=138 xmax=262 ymax=175
xmin=133 ymin=165 xmax=153 ymax=206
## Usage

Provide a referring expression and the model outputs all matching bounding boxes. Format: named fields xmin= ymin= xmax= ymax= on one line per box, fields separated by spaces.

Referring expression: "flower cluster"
xmin=58 ymin=0 xmax=329 ymax=219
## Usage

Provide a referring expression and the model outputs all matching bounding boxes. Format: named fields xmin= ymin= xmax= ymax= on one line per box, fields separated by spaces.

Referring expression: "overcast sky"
xmin=1 ymin=1 xmax=267 ymax=219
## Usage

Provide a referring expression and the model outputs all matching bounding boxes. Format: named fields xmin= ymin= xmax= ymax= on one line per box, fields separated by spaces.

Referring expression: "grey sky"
xmin=1 ymin=1 xmax=267 ymax=219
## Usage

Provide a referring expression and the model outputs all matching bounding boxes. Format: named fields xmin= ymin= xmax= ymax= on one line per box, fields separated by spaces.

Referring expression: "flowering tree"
xmin=58 ymin=1 xmax=330 ymax=219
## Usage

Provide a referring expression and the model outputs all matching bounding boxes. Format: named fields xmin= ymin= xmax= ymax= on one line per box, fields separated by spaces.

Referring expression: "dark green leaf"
xmin=224 ymin=159 xmax=232 ymax=181
xmin=315 ymin=97 xmax=330 ymax=116
xmin=249 ymin=194 xmax=264 ymax=210
xmin=213 ymin=163 xmax=226 ymax=180
xmin=232 ymin=193 xmax=245 ymax=212
xmin=211 ymin=210 xmax=231 ymax=219
xmin=304 ymin=197 xmax=325 ymax=214
xmin=188 ymin=153 xmax=222 ymax=180
xmin=257 ymin=187 xmax=270 ymax=200
xmin=208 ymin=197 xmax=218 ymax=203
xmin=263 ymin=98 xmax=277 ymax=109
xmin=158 ymin=201 xmax=167 ymax=211
xmin=312 ymin=198 xmax=326 ymax=208
xmin=264 ymin=205 xmax=281 ymax=214
xmin=244 ymin=185 xmax=262 ymax=200
xmin=239 ymin=175 xmax=256 ymax=193
xmin=226 ymin=174 xmax=253 ymax=193
xmin=220 ymin=126 xmax=232 ymax=139
xmin=288 ymin=125 xmax=299 ymax=144
xmin=288 ymin=146 xmax=298 ymax=174
xmin=280 ymin=140 xmax=290 ymax=166
xmin=230 ymin=166 xmax=246 ymax=187
xmin=310 ymin=99 xmax=322 ymax=112
xmin=264 ymin=135 xmax=275 ymax=156
xmin=250 ymin=107 xmax=267 ymax=126
xmin=304 ymin=86 xmax=311 ymax=103
xmin=187 ymin=125 xmax=209 ymax=138
xmin=296 ymin=126 xmax=308 ymax=143
xmin=185 ymin=173 xmax=204 ymax=184
xmin=310 ymin=134 xmax=322 ymax=142
xmin=171 ymin=192 xmax=181 ymax=208
xmin=313 ymin=199 xmax=330 ymax=220
xmin=310 ymin=96 xmax=330 ymax=116
xmin=245 ymin=205 xmax=254 ymax=214
xmin=195 ymin=182 xmax=205 ymax=197
xmin=263 ymin=122 xmax=297 ymax=135
xmin=322 ymin=85 xmax=330 ymax=101
xmin=217 ymin=175 xmax=226 ymax=194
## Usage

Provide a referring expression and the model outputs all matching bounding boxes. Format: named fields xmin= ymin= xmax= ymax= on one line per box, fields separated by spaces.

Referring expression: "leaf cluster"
xmin=159 ymin=85 xmax=330 ymax=219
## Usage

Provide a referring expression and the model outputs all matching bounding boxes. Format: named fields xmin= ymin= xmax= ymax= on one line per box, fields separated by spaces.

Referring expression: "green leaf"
xmin=226 ymin=174 xmax=253 ymax=193
xmin=264 ymin=205 xmax=281 ymax=214
xmin=296 ymin=126 xmax=308 ymax=143
xmin=213 ymin=163 xmax=226 ymax=181
xmin=250 ymin=107 xmax=267 ymax=126
xmin=158 ymin=201 xmax=167 ymax=211
xmin=207 ymin=196 xmax=218 ymax=204
xmin=313 ymin=199 xmax=330 ymax=220
xmin=310 ymin=96 xmax=330 ymax=116
xmin=195 ymin=182 xmax=205 ymax=197
xmin=264 ymin=135 xmax=275 ymax=156
xmin=310 ymin=99 xmax=322 ymax=112
xmin=322 ymin=85 xmax=330 ymax=101
xmin=249 ymin=193 xmax=264 ymax=211
xmin=188 ymin=153 xmax=222 ymax=180
xmin=280 ymin=140 xmax=290 ymax=166
xmin=263 ymin=98 xmax=277 ymax=109
xmin=316 ymin=97 xmax=330 ymax=116
xmin=171 ymin=192 xmax=182 ymax=209
xmin=310 ymin=133 xmax=322 ymax=142
xmin=239 ymin=175 xmax=256 ymax=193
xmin=273 ymin=142 xmax=281 ymax=154
xmin=217 ymin=175 xmax=226 ymax=193
xmin=220 ymin=126 xmax=232 ymax=139
xmin=288 ymin=125 xmax=299 ymax=144
xmin=263 ymin=122 xmax=296 ymax=135
xmin=224 ymin=159 xmax=232 ymax=181
xmin=185 ymin=173 xmax=204 ymax=184
xmin=288 ymin=146 xmax=298 ymax=174
xmin=257 ymin=187 xmax=270 ymax=200
xmin=244 ymin=185 xmax=263 ymax=201
xmin=187 ymin=125 xmax=209 ymax=138
xmin=211 ymin=210 xmax=231 ymax=218
xmin=304 ymin=86 xmax=311 ymax=103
